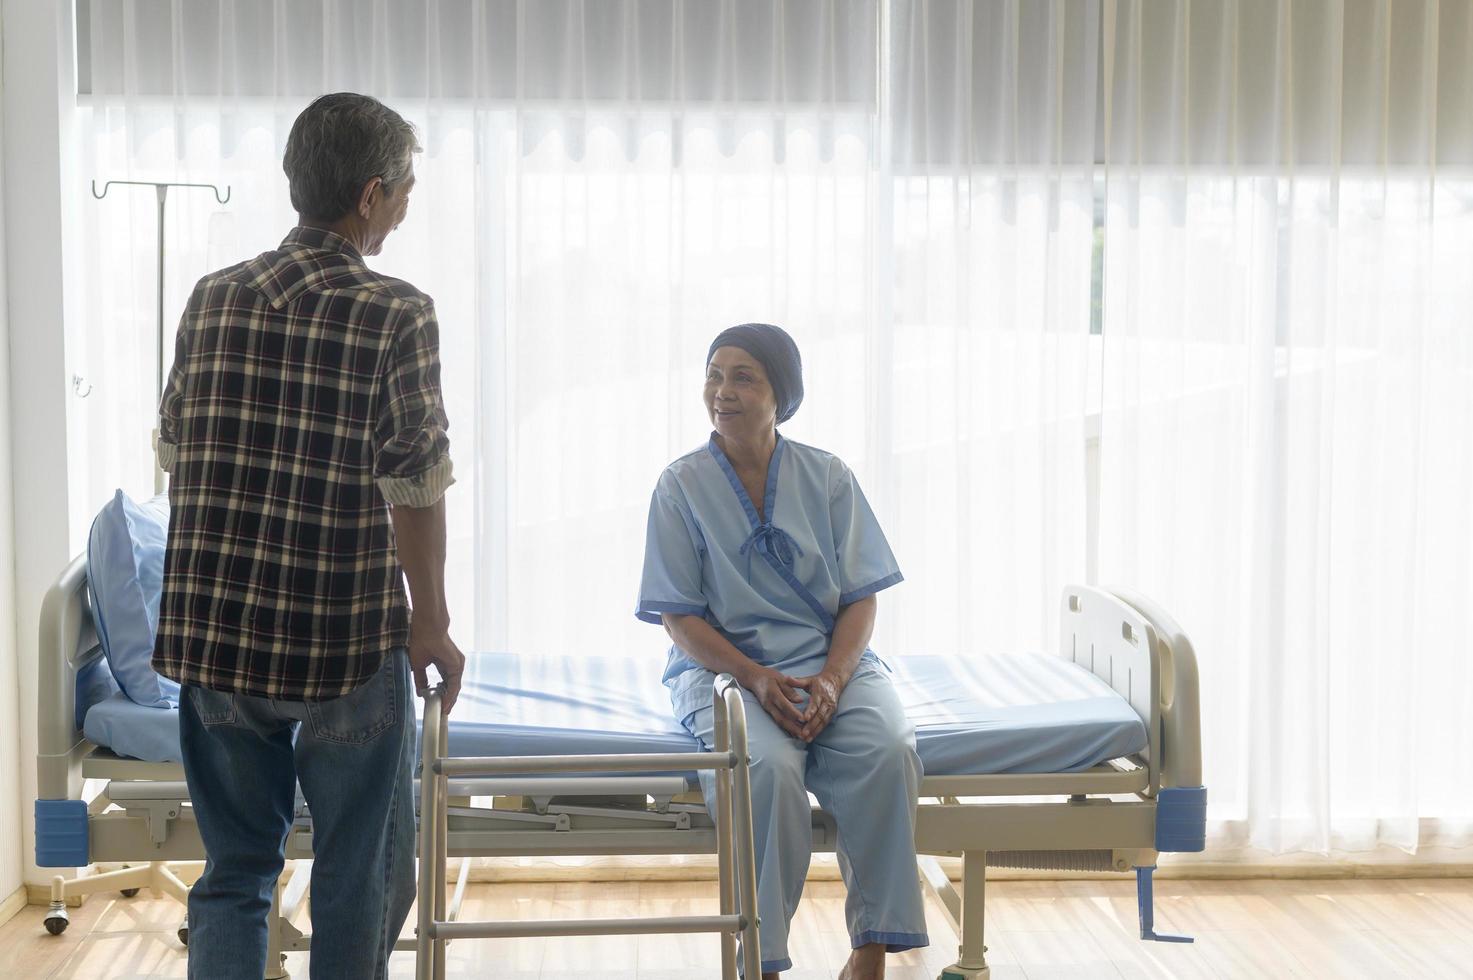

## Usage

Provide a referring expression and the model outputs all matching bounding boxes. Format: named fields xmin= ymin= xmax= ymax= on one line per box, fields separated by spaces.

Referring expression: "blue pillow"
xmin=86 ymin=490 xmax=178 ymax=708
xmin=74 ymin=654 xmax=121 ymax=727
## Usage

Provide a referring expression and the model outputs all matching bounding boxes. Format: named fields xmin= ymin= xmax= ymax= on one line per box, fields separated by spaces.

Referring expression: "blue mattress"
xmin=80 ymin=651 xmax=1147 ymax=776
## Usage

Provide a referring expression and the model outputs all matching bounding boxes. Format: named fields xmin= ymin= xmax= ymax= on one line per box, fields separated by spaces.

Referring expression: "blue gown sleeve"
xmin=830 ymin=460 xmax=904 ymax=606
xmin=635 ymin=478 xmax=709 ymax=625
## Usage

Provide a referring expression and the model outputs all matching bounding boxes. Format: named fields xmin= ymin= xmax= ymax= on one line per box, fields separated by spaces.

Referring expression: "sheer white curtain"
xmin=73 ymin=0 xmax=1473 ymax=859
xmin=882 ymin=1 xmax=1097 ymax=659
xmin=70 ymin=1 xmax=1090 ymax=681
xmin=74 ymin=0 xmax=878 ymax=663
xmin=1097 ymin=0 xmax=1473 ymax=854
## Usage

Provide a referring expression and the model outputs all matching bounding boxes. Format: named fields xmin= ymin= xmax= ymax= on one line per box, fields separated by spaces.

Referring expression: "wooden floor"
xmin=4 ymin=876 xmax=1473 ymax=979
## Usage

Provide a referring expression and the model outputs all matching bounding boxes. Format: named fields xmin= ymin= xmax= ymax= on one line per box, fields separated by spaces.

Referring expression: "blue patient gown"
xmin=637 ymin=434 xmax=928 ymax=973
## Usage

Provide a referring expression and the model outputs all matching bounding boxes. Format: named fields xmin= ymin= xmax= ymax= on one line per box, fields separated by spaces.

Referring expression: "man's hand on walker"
xmin=409 ymin=622 xmax=465 ymax=714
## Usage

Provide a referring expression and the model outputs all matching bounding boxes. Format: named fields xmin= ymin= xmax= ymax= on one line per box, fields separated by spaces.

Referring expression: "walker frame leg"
xmin=415 ymin=689 xmax=444 ymax=980
xmin=714 ymin=698 xmax=739 ymax=980
xmin=720 ymin=681 xmax=763 ymax=980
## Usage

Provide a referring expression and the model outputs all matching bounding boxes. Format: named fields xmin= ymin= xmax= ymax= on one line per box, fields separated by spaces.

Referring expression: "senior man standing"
xmin=152 ymin=93 xmax=464 ymax=980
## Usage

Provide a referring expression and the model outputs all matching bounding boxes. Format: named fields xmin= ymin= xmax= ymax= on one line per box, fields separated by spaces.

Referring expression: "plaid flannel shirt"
xmin=152 ymin=226 xmax=453 ymax=700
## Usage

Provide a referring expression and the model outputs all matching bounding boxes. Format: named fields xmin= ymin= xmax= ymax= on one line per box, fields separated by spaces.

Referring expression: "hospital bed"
xmin=35 ymin=551 xmax=1206 ymax=979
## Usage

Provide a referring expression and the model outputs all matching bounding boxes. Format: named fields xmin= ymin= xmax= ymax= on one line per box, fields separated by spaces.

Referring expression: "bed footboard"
xmin=1106 ymin=587 xmax=1206 ymax=855
xmin=928 ymin=587 xmax=1208 ymax=977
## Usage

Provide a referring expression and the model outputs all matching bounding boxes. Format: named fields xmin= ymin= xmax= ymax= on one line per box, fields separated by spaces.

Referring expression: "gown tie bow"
xmin=739 ymin=522 xmax=804 ymax=568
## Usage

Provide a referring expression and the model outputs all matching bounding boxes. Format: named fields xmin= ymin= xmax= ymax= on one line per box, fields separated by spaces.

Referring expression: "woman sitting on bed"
xmin=636 ymin=323 xmax=927 ymax=980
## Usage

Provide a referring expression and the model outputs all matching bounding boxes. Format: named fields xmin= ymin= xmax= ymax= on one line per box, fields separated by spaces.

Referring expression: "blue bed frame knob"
xmin=35 ymin=799 xmax=90 ymax=868
xmin=1155 ymin=785 xmax=1208 ymax=853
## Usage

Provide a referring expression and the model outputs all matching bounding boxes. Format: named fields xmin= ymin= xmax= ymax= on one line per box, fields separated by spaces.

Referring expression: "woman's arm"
xmin=791 ymin=594 xmax=877 ymax=741
xmin=823 ymin=594 xmax=877 ymax=688
xmin=662 ymin=612 xmax=807 ymax=738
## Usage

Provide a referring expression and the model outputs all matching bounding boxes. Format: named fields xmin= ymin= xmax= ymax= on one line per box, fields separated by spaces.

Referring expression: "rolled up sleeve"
xmin=375 ymin=300 xmax=454 ymax=507
xmin=155 ymin=433 xmax=178 ymax=473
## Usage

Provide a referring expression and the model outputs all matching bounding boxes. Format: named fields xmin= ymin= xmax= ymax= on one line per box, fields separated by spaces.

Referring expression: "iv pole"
xmin=91 ymin=179 xmax=232 ymax=493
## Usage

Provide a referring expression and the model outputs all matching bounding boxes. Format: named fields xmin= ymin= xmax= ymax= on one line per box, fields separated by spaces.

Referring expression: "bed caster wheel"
xmin=120 ymin=888 xmax=140 ymax=898
xmin=44 ymin=903 xmax=69 ymax=936
xmin=177 ymin=916 xmax=189 ymax=947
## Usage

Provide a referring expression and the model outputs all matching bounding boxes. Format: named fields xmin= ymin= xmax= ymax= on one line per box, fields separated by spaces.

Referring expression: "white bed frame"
xmin=35 ymin=552 xmax=1206 ymax=980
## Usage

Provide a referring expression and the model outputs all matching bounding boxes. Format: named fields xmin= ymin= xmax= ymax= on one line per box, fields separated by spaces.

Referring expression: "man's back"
xmin=153 ymin=225 xmax=451 ymax=700
xmin=158 ymin=92 xmax=462 ymax=980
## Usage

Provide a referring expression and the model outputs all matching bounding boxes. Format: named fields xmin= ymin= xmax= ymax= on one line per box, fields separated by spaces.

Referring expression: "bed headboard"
xmin=1058 ymin=585 xmax=1203 ymax=795
xmin=1058 ymin=586 xmax=1164 ymax=794
xmin=37 ymin=553 xmax=99 ymax=800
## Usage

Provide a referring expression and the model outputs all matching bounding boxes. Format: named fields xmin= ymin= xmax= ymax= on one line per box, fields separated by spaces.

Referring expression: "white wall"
xmin=3 ymin=0 xmax=77 ymax=892
xmin=0 ymin=11 xmax=16 ymax=905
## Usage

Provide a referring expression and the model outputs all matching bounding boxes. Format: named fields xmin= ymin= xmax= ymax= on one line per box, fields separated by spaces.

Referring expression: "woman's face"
xmin=705 ymin=346 xmax=777 ymax=441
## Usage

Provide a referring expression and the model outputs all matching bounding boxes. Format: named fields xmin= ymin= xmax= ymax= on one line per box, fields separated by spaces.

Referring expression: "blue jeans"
xmin=180 ymin=650 xmax=416 ymax=980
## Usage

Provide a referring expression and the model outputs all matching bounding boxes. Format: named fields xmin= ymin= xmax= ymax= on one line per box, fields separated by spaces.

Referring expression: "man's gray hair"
xmin=283 ymin=93 xmax=422 ymax=222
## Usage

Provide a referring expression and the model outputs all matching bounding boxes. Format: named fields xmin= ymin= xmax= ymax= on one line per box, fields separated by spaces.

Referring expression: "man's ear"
xmin=356 ymin=176 xmax=383 ymax=219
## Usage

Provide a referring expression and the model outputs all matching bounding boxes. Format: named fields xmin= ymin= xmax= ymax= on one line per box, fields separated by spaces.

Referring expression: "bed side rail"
xmin=1058 ymin=586 xmax=1162 ymax=794
xmin=37 ymin=553 xmax=98 ymax=801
